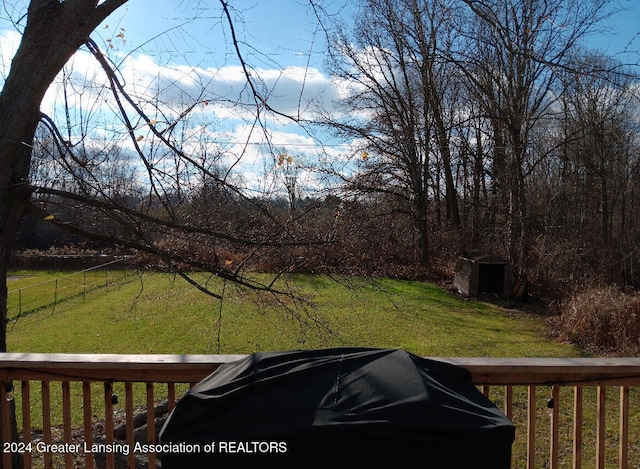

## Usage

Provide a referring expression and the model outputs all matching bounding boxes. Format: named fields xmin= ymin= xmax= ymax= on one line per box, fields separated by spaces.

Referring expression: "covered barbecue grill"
xmin=160 ymin=348 xmax=515 ymax=468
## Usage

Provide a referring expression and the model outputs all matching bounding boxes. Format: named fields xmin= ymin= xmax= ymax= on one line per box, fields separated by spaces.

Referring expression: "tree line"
xmin=311 ymin=0 xmax=640 ymax=296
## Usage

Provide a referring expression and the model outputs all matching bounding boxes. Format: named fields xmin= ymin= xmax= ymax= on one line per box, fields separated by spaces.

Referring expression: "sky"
xmin=0 ymin=0 xmax=639 ymax=194
xmin=597 ymin=0 xmax=640 ymax=60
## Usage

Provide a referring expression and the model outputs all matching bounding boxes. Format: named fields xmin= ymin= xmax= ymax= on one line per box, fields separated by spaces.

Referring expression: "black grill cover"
xmin=159 ymin=348 xmax=515 ymax=468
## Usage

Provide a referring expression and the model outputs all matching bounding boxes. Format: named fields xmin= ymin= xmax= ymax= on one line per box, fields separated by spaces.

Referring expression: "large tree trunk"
xmin=0 ymin=2 xmax=127 ymax=466
xmin=417 ymin=203 xmax=430 ymax=268
xmin=0 ymin=0 xmax=128 ymax=348
xmin=436 ymin=131 xmax=460 ymax=228
xmin=507 ymin=134 xmax=528 ymax=281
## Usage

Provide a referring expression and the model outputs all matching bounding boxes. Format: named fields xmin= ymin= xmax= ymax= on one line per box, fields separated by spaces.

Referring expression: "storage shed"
xmin=454 ymin=250 xmax=514 ymax=297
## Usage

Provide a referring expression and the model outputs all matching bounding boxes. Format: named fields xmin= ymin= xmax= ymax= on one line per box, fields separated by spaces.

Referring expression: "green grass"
xmin=7 ymin=270 xmax=578 ymax=357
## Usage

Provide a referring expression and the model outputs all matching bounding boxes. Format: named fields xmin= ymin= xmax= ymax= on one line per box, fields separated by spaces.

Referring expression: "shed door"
xmin=477 ymin=263 xmax=505 ymax=294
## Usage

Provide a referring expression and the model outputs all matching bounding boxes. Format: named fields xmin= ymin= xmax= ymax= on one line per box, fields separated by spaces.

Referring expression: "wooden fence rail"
xmin=0 ymin=354 xmax=639 ymax=469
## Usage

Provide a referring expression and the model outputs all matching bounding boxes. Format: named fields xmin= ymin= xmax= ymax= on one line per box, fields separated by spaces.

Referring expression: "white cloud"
xmin=1 ymin=26 xmax=342 ymax=131
xmin=1 ymin=29 xmax=356 ymax=193
xmin=49 ymin=48 xmax=341 ymax=127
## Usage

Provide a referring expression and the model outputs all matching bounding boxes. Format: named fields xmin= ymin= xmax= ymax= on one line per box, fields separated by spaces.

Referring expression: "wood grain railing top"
xmin=0 ymin=353 xmax=246 ymax=382
xmin=0 ymin=353 xmax=639 ymax=385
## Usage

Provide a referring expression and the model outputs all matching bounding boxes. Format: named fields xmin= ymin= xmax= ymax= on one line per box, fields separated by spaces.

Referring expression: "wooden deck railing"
xmin=0 ymin=354 xmax=639 ymax=469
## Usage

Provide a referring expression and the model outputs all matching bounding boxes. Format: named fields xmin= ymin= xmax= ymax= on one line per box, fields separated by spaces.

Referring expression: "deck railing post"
xmin=550 ymin=385 xmax=560 ymax=469
xmin=619 ymin=386 xmax=629 ymax=469
xmin=146 ymin=382 xmax=156 ymax=468
xmin=527 ymin=385 xmax=536 ymax=469
xmin=596 ymin=386 xmax=606 ymax=469
xmin=22 ymin=381 xmax=32 ymax=469
xmin=62 ymin=382 xmax=72 ymax=469
xmin=1 ymin=383 xmax=11 ymax=469
xmin=125 ymin=382 xmax=135 ymax=469
xmin=104 ymin=382 xmax=115 ymax=469
xmin=504 ymin=386 xmax=513 ymax=420
xmin=82 ymin=381 xmax=94 ymax=469
xmin=573 ymin=386 xmax=583 ymax=469
xmin=41 ymin=381 xmax=52 ymax=469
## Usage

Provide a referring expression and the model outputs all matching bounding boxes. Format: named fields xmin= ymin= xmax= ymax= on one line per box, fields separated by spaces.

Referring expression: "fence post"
xmin=53 ymin=279 xmax=58 ymax=315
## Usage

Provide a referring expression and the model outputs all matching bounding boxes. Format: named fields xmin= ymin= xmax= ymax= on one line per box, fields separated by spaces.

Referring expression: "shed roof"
xmin=459 ymin=250 xmax=508 ymax=264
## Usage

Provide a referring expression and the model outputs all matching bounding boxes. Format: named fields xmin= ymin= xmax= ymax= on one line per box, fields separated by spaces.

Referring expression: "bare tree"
xmin=553 ymin=53 xmax=639 ymax=242
xmin=0 ymin=0 xmax=129 ymax=354
xmin=321 ymin=0 xmax=464 ymax=267
xmin=457 ymin=0 xmax=614 ymax=278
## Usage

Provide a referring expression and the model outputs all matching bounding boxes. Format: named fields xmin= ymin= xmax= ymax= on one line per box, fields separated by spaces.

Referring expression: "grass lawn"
xmin=7 ymin=270 xmax=579 ymax=357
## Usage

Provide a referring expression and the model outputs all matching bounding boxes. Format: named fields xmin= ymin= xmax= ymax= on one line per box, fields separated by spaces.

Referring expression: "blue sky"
xmin=0 ymin=1 xmax=349 ymax=194
xmin=110 ymin=0 xmax=639 ymax=65
xmin=86 ymin=1 xmax=356 ymax=194
xmin=92 ymin=0 xmax=640 ymax=130
xmin=594 ymin=0 xmax=639 ymax=64
xmin=2 ymin=1 xmax=638 ymax=110
xmin=0 ymin=0 xmax=639 ymax=194
xmin=99 ymin=1 xmax=337 ymax=76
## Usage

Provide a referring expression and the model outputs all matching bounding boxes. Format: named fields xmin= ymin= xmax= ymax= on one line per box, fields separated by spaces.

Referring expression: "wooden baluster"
xmin=482 ymin=385 xmax=490 ymax=398
xmin=22 ymin=381 xmax=32 ymax=469
xmin=167 ymin=383 xmax=176 ymax=412
xmin=527 ymin=385 xmax=536 ymax=469
xmin=1 ymin=382 xmax=11 ymax=469
xmin=619 ymin=386 xmax=629 ymax=469
xmin=550 ymin=385 xmax=560 ymax=469
xmin=596 ymin=386 xmax=606 ymax=469
xmin=104 ymin=382 xmax=115 ymax=469
xmin=504 ymin=385 xmax=513 ymax=420
xmin=125 ymin=382 xmax=135 ymax=469
xmin=83 ymin=382 xmax=94 ymax=469
xmin=147 ymin=382 xmax=156 ymax=468
xmin=573 ymin=386 xmax=583 ymax=469
xmin=42 ymin=381 xmax=52 ymax=469
xmin=62 ymin=382 xmax=73 ymax=468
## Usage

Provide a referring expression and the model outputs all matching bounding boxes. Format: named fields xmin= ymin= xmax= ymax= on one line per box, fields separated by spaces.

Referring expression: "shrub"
xmin=559 ymin=286 xmax=640 ymax=356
